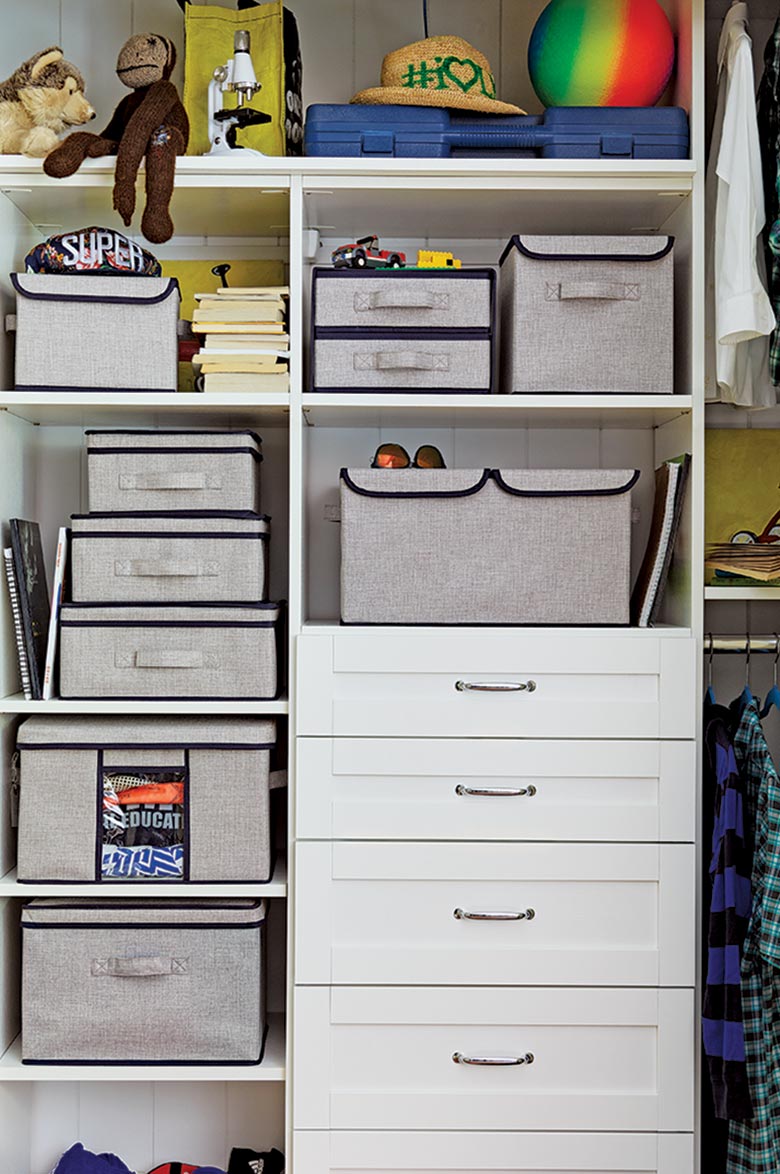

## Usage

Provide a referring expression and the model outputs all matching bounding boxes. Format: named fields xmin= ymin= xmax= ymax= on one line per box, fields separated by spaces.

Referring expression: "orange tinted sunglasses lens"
xmin=415 ymin=445 xmax=445 ymax=469
xmin=374 ymin=444 xmax=410 ymax=469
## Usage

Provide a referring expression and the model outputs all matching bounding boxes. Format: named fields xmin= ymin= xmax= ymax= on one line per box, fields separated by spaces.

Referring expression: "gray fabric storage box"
xmin=499 ymin=235 xmax=674 ymax=394
xmin=70 ymin=513 xmax=270 ymax=604
xmin=16 ymin=716 xmax=281 ymax=883
xmin=311 ymin=267 xmax=495 ymax=393
xmin=21 ymin=898 xmax=266 ymax=1063
xmin=340 ymin=467 xmax=638 ymax=625
xmin=59 ymin=602 xmax=282 ymax=700
xmin=12 ymin=274 xmax=180 ymax=392
xmin=86 ymin=430 xmax=263 ymax=514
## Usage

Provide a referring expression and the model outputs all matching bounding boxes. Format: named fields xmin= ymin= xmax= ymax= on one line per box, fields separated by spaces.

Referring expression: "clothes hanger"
xmin=423 ymin=0 xmax=429 ymax=37
xmin=737 ymin=634 xmax=755 ymax=713
xmin=760 ymin=633 xmax=780 ymax=718
xmin=705 ymin=633 xmax=717 ymax=704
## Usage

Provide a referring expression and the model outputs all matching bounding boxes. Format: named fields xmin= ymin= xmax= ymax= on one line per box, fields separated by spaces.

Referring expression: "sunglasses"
xmin=371 ymin=443 xmax=446 ymax=469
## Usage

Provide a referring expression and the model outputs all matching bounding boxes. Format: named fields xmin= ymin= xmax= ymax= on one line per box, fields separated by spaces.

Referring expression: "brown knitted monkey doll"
xmin=44 ymin=34 xmax=189 ymax=244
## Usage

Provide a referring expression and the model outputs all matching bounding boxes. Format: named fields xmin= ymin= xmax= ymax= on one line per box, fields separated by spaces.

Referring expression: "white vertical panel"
xmin=79 ymin=1082 xmax=155 ymax=1174
xmin=293 ymin=0 xmax=356 ymax=107
xmin=28 ymin=1082 xmax=79 ymax=1174
xmin=0 ymin=416 xmax=36 ymax=698
xmin=0 ymin=1084 xmax=31 ymax=1174
xmin=0 ymin=193 xmax=42 ymax=388
xmin=0 ymin=898 xmax=20 ymax=1056
xmin=153 ymin=1082 xmax=227 ymax=1168
xmin=0 ymin=1 xmax=62 ymax=65
xmin=60 ymin=0 xmax=133 ymax=131
xmin=227 ymin=1082 xmax=286 ymax=1153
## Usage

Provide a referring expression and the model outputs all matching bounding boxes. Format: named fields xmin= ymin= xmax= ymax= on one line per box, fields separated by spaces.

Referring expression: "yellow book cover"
xmin=705 ymin=429 xmax=780 ymax=586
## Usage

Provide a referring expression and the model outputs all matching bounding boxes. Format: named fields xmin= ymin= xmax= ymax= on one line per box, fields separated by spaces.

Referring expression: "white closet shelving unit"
xmin=0 ymin=1 xmax=706 ymax=1172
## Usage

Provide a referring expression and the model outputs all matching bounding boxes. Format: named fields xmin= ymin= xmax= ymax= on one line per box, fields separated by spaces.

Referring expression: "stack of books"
xmin=705 ymin=543 xmax=780 ymax=584
xmin=191 ymin=286 xmax=290 ymax=393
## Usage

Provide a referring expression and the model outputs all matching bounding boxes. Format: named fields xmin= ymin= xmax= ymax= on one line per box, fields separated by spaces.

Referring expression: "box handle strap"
xmin=115 ymin=560 xmax=219 ymax=578
xmin=546 ymin=281 xmax=640 ymax=302
xmin=126 ymin=649 xmax=205 ymax=669
xmin=91 ymin=955 xmax=189 ymax=977
xmin=355 ymin=351 xmax=449 ymax=372
xmin=119 ymin=473 xmax=219 ymax=491
xmin=354 ymin=290 xmax=447 ymax=312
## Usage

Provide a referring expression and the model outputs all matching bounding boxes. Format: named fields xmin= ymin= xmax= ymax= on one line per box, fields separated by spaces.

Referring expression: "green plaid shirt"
xmin=758 ymin=18 xmax=780 ymax=384
xmin=728 ymin=701 xmax=780 ymax=1172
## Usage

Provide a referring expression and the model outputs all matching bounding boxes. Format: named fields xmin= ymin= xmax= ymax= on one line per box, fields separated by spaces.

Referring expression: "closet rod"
xmin=706 ymin=635 xmax=780 ymax=654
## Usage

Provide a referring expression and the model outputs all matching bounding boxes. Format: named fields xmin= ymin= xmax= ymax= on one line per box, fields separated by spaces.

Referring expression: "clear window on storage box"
xmin=101 ymin=765 xmax=187 ymax=880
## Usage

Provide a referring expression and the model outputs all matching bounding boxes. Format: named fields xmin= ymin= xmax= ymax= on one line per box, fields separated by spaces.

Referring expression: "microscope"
xmin=207 ymin=29 xmax=271 ymax=158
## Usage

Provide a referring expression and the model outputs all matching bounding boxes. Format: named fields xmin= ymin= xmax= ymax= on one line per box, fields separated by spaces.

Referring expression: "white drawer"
xmin=293 ymin=986 xmax=694 ymax=1132
xmin=297 ymin=632 xmax=696 ymax=738
xmin=296 ymin=738 xmax=696 ymax=842
xmin=295 ymin=842 xmax=695 ymax=987
xmin=294 ymin=1130 xmax=695 ymax=1174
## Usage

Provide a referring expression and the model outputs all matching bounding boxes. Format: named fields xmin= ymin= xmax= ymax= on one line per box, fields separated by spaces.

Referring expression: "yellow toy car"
xmin=416 ymin=249 xmax=462 ymax=269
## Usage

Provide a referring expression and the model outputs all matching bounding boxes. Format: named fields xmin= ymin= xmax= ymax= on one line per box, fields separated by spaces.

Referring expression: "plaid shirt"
xmin=703 ymin=702 xmax=754 ymax=1120
xmin=757 ymin=18 xmax=780 ymax=383
xmin=728 ymin=701 xmax=780 ymax=1172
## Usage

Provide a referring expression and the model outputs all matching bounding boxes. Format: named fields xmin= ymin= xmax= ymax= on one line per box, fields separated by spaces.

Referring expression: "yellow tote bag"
xmin=179 ymin=0 xmax=302 ymax=157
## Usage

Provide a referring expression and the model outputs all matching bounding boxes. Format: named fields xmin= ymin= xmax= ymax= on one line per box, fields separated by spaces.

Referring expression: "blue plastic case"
xmin=304 ymin=104 xmax=689 ymax=160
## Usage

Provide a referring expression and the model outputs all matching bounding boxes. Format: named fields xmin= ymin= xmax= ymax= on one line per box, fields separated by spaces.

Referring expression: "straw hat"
xmin=351 ymin=35 xmax=525 ymax=116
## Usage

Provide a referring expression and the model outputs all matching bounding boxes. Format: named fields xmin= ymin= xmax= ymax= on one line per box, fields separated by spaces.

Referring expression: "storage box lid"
xmin=11 ymin=273 xmax=180 ymax=304
xmin=22 ymin=898 xmax=266 ymax=927
xmin=341 ymin=468 xmax=638 ymax=498
xmin=86 ymin=429 xmax=262 ymax=458
xmin=70 ymin=512 xmax=270 ymax=533
xmin=59 ymin=601 xmax=282 ymax=624
xmin=17 ymin=715 xmax=276 ymax=749
xmin=499 ymin=235 xmax=674 ymax=266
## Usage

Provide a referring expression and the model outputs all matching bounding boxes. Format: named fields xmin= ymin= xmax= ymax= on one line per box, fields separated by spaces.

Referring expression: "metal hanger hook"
xmin=774 ymin=633 xmax=779 ymax=688
xmin=707 ymin=632 xmax=714 ymax=689
xmin=746 ymin=634 xmax=752 ymax=687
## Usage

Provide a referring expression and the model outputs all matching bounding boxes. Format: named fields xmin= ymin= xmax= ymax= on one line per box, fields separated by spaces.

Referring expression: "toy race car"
xmin=731 ymin=507 xmax=780 ymax=544
xmin=332 ymin=235 xmax=406 ymax=269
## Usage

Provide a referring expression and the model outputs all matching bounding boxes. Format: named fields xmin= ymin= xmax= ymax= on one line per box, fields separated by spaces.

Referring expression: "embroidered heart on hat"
xmin=441 ymin=56 xmax=481 ymax=92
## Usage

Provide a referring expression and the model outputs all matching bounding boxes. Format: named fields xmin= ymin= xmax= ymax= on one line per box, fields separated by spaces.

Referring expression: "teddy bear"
xmin=44 ymin=34 xmax=189 ymax=244
xmin=0 ymin=46 xmax=95 ymax=157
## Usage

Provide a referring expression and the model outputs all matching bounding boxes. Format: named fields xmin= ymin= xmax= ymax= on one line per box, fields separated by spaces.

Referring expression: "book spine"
xmin=3 ymin=549 xmax=32 ymax=701
xmin=10 ymin=525 xmax=42 ymax=699
xmin=42 ymin=527 xmax=67 ymax=701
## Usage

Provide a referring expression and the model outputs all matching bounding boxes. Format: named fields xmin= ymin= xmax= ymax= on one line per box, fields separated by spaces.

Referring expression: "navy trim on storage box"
xmin=19 ymin=741 xmax=275 ymax=751
xmin=86 ymin=429 xmax=263 ymax=443
xmin=88 ymin=446 xmax=263 ymax=463
xmin=11 ymin=273 xmax=180 ymax=306
xmin=499 ymin=235 xmax=674 ymax=267
xmin=340 ymin=468 xmax=639 ymax=499
xmin=311 ymin=265 xmax=496 ymax=394
xmin=71 ymin=530 xmax=269 ymax=541
xmin=20 ymin=1024 xmax=268 ymax=1068
xmin=15 ymin=384 xmax=179 ymax=394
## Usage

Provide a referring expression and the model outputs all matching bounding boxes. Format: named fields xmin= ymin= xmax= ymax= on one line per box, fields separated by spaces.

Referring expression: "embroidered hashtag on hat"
xmin=351 ymin=35 xmax=524 ymax=115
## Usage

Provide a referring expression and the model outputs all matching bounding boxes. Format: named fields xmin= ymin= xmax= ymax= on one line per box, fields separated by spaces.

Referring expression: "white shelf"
xmin=302 ymin=622 xmax=694 ymax=637
xmin=0 ymin=155 xmax=694 ymax=239
xmin=0 ymin=694 xmax=289 ymax=715
xmin=0 ymin=859 xmax=287 ymax=899
xmin=706 ymin=587 xmax=780 ymax=602
xmin=0 ymin=1013 xmax=285 ymax=1082
xmin=0 ymin=392 xmax=291 ymax=427
xmin=302 ymin=393 xmax=692 ymax=429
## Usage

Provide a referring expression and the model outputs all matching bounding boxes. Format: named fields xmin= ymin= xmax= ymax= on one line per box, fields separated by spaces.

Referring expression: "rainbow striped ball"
xmin=528 ymin=0 xmax=675 ymax=107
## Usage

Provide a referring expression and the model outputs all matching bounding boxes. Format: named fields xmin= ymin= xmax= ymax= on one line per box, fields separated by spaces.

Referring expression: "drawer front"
xmin=295 ymin=738 xmax=696 ymax=842
xmin=297 ymin=633 xmax=696 ymax=738
xmin=295 ymin=842 xmax=695 ymax=987
xmin=313 ymin=271 xmax=493 ymax=330
xmin=293 ymin=986 xmax=694 ymax=1132
xmin=294 ymin=1131 xmax=695 ymax=1174
xmin=312 ymin=338 xmax=492 ymax=391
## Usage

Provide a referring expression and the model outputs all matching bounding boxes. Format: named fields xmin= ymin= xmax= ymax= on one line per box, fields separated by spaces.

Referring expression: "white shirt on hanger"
xmin=705 ymin=0 xmax=777 ymax=407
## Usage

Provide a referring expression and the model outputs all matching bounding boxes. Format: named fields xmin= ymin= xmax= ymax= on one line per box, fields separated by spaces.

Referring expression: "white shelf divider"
xmin=0 ymin=694 xmax=289 ymax=716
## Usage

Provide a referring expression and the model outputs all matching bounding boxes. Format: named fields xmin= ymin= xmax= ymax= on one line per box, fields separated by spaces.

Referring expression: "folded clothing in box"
xmin=16 ymin=715 xmax=282 ymax=883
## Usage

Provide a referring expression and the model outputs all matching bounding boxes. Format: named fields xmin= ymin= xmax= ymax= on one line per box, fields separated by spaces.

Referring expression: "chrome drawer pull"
xmin=455 ymin=784 xmax=537 ymax=798
xmin=455 ymin=680 xmax=536 ymax=693
xmin=453 ymin=1052 xmax=534 ymax=1066
xmin=454 ymin=908 xmax=535 ymax=921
